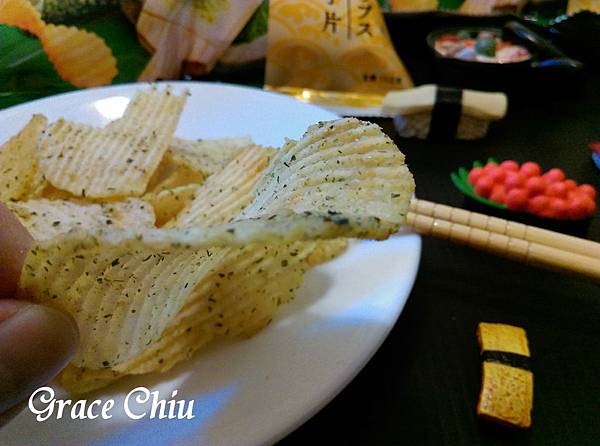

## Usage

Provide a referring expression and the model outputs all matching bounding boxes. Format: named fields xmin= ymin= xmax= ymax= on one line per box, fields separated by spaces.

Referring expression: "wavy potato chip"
xmin=0 ymin=0 xmax=44 ymax=35
xmin=21 ymin=212 xmax=390 ymax=369
xmin=242 ymin=117 xmax=414 ymax=221
xmin=142 ymin=184 xmax=198 ymax=227
xmin=145 ymin=151 xmax=205 ymax=195
xmin=8 ymin=198 xmax=155 ymax=241
xmin=42 ymin=24 xmax=118 ymax=88
xmin=60 ymin=238 xmax=348 ymax=392
xmin=39 ymin=87 xmax=187 ymax=198
xmin=169 ymin=136 xmax=253 ymax=177
xmin=116 ymin=241 xmax=317 ymax=373
xmin=59 ymin=365 xmax=124 ymax=395
xmin=0 ymin=114 xmax=47 ymax=202
xmin=171 ymin=146 xmax=275 ymax=228
xmin=11 ymin=112 xmax=413 ymax=391
xmin=94 ymin=148 xmax=346 ymax=379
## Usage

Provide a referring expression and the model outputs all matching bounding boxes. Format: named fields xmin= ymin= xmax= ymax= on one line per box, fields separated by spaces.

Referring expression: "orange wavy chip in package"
xmin=0 ymin=0 xmax=44 ymax=35
xmin=42 ymin=24 xmax=118 ymax=88
xmin=0 ymin=0 xmax=117 ymax=88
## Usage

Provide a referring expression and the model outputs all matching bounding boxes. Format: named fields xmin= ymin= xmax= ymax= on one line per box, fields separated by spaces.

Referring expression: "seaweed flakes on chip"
xmin=8 ymin=198 xmax=155 ymax=241
xmin=39 ymin=86 xmax=187 ymax=198
xmin=0 ymin=114 xmax=47 ymax=202
xmin=7 ymin=108 xmax=415 ymax=393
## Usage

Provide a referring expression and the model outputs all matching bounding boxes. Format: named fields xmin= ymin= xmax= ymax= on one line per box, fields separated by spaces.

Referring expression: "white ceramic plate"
xmin=0 ymin=82 xmax=421 ymax=446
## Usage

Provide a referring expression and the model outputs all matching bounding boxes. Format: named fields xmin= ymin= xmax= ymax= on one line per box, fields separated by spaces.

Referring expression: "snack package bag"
xmin=135 ymin=0 xmax=263 ymax=80
xmin=265 ymin=0 xmax=413 ymax=99
xmin=567 ymin=0 xmax=600 ymax=14
xmin=460 ymin=0 xmax=527 ymax=15
xmin=390 ymin=0 xmax=438 ymax=12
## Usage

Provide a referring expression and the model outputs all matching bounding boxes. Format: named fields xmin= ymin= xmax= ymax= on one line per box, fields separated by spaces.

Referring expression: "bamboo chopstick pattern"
xmin=407 ymin=199 xmax=600 ymax=282
xmin=410 ymin=199 xmax=600 ymax=258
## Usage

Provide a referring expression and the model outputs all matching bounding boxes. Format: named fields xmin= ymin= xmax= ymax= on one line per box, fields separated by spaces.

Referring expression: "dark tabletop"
xmin=279 ymin=13 xmax=600 ymax=446
xmin=1 ymin=9 xmax=598 ymax=445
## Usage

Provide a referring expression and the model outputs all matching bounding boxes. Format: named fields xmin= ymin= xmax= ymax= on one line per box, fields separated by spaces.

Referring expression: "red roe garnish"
xmin=520 ymin=162 xmax=541 ymax=178
xmin=499 ymin=160 xmax=519 ymax=172
xmin=466 ymin=161 xmax=597 ymax=220
xmin=474 ymin=176 xmax=494 ymax=198
xmin=467 ymin=167 xmax=485 ymax=185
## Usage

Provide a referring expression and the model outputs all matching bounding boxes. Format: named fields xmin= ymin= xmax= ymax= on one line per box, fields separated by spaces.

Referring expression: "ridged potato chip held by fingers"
xmin=65 ymin=145 xmax=348 ymax=389
xmin=8 ymin=108 xmax=414 ymax=391
xmin=59 ymin=238 xmax=349 ymax=394
xmin=21 ymin=212 xmax=397 ymax=369
xmin=60 ymin=145 xmax=296 ymax=391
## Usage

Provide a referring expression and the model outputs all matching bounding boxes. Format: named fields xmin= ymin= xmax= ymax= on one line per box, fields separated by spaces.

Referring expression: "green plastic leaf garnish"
xmin=0 ymin=10 xmax=149 ymax=110
xmin=233 ymin=0 xmax=268 ymax=44
xmin=450 ymin=158 xmax=508 ymax=209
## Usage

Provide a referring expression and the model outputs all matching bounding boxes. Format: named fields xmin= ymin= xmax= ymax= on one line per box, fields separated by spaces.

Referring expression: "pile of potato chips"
xmin=0 ymin=86 xmax=414 ymax=393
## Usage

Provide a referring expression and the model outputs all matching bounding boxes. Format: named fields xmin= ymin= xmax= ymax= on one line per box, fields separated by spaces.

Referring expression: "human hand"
xmin=0 ymin=202 xmax=79 ymax=426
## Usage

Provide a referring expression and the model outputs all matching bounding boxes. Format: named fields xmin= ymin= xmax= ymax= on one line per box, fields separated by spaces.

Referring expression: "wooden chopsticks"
xmin=406 ymin=198 xmax=600 ymax=282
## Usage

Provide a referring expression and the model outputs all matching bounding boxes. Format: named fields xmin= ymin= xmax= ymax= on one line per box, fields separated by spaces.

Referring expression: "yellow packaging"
xmin=567 ymin=0 xmax=600 ymax=14
xmin=265 ymin=0 xmax=413 ymax=105
xmin=390 ymin=0 xmax=438 ymax=12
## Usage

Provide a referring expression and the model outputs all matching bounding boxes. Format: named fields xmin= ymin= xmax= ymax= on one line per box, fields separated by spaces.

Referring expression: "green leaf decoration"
xmin=233 ymin=0 xmax=268 ymax=44
xmin=0 ymin=9 xmax=149 ymax=110
xmin=438 ymin=0 xmax=464 ymax=10
xmin=450 ymin=159 xmax=508 ymax=209
xmin=81 ymin=10 xmax=150 ymax=85
xmin=0 ymin=25 xmax=73 ymax=109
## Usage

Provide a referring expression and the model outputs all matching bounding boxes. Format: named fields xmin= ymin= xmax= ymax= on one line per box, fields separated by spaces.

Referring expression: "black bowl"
xmin=425 ymin=22 xmax=583 ymax=91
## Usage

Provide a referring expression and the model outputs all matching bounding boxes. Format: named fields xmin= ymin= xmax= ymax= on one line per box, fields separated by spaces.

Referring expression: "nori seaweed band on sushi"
xmin=429 ymin=86 xmax=463 ymax=140
xmin=476 ymin=322 xmax=533 ymax=429
xmin=481 ymin=350 xmax=531 ymax=371
xmin=383 ymin=84 xmax=507 ymax=141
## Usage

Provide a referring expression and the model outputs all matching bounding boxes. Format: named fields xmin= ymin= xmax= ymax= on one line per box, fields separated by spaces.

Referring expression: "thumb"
xmin=0 ymin=300 xmax=79 ymax=415
xmin=0 ymin=203 xmax=79 ymax=418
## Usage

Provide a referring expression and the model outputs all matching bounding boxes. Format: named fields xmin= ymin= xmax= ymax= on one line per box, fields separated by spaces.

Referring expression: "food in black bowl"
xmin=433 ymin=29 xmax=531 ymax=64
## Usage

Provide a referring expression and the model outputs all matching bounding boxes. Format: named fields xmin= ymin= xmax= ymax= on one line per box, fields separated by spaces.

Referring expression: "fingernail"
xmin=0 ymin=302 xmax=79 ymax=413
